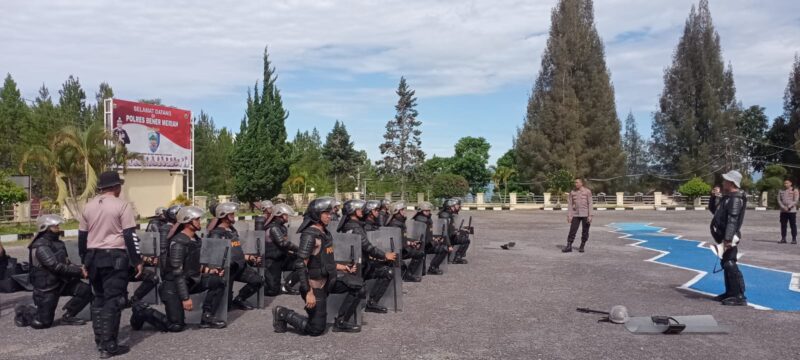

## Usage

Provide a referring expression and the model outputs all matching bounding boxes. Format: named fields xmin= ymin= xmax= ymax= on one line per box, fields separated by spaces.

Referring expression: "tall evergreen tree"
xmin=0 ymin=74 xmax=29 ymax=170
xmin=23 ymin=84 xmax=59 ymax=197
xmin=231 ymin=47 xmax=291 ymax=202
xmin=193 ymin=111 xmax=228 ymax=196
xmin=514 ymin=0 xmax=624 ymax=191
xmin=782 ymin=54 xmax=800 ymax=179
xmin=651 ymin=0 xmax=740 ymax=179
xmin=90 ymin=82 xmax=114 ymax=127
xmin=377 ymin=77 xmax=425 ymax=199
xmin=323 ymin=120 xmax=358 ymax=194
xmin=58 ymin=75 xmax=90 ymax=130
xmin=622 ymin=112 xmax=649 ymax=176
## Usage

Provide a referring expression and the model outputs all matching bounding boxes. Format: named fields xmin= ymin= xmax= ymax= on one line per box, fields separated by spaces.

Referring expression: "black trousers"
xmin=24 ymin=279 xmax=93 ymax=328
xmin=161 ymin=274 xmax=226 ymax=330
xmin=296 ymin=279 xmax=363 ymax=336
xmin=567 ymin=217 xmax=591 ymax=245
xmin=264 ymin=254 xmax=297 ymax=296
xmin=362 ymin=260 xmax=392 ymax=302
xmin=131 ymin=268 xmax=158 ymax=301
xmin=85 ymin=249 xmax=129 ymax=350
xmin=451 ymin=232 xmax=471 ymax=259
xmin=402 ymin=246 xmax=425 ymax=276
xmin=721 ymin=246 xmax=745 ymax=298
xmin=780 ymin=212 xmax=797 ymax=241
xmin=229 ymin=262 xmax=263 ymax=300
xmin=426 ymin=243 xmax=448 ymax=269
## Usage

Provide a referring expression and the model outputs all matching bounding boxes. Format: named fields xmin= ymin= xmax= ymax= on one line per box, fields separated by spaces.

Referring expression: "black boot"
xmin=332 ymin=317 xmax=361 ymax=333
xmin=61 ymin=312 xmax=86 ymax=326
xmin=403 ymin=274 xmax=422 ymax=282
xmin=14 ymin=304 xmax=32 ymax=327
xmin=792 ymin=239 xmax=797 ymax=245
xmin=452 ymin=257 xmax=468 ymax=264
xmin=200 ymin=312 xmax=227 ymax=329
xmin=578 ymin=241 xmax=586 ymax=253
xmin=98 ymin=311 xmax=128 ymax=358
xmin=779 ymin=238 xmax=787 ymax=244
xmin=721 ymin=296 xmax=747 ymax=306
xmin=427 ymin=267 xmax=443 ymax=275
xmin=562 ymin=243 xmax=573 ymax=253
xmin=232 ymin=296 xmax=254 ymax=310
xmin=712 ymin=293 xmax=730 ymax=302
xmin=365 ymin=300 xmax=388 ymax=313
xmin=272 ymin=306 xmax=289 ymax=333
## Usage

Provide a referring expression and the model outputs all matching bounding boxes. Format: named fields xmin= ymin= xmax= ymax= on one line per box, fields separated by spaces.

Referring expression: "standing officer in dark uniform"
xmin=14 ymin=215 xmax=92 ymax=329
xmin=207 ymin=202 xmax=264 ymax=310
xmin=384 ymin=202 xmax=424 ymax=282
xmin=78 ymin=171 xmax=142 ymax=358
xmin=438 ymin=198 xmax=470 ymax=264
xmin=413 ymin=202 xmax=449 ymax=275
xmin=272 ymin=198 xmax=363 ymax=335
xmin=131 ymin=206 xmax=227 ymax=332
xmin=337 ymin=199 xmax=397 ymax=313
xmin=709 ymin=170 xmax=748 ymax=306
xmin=263 ymin=203 xmax=301 ymax=296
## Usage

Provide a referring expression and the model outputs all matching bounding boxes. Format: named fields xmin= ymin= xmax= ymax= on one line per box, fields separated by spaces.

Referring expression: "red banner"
xmin=109 ymin=99 xmax=192 ymax=170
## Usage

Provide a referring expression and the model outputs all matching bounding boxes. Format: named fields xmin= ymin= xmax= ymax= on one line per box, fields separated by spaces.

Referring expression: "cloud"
xmin=1 ymin=0 xmax=799 ymax=160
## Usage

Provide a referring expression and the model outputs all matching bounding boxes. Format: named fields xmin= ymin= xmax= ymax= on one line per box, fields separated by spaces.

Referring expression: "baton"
xmin=576 ymin=307 xmax=609 ymax=315
xmin=389 ymin=237 xmax=399 ymax=313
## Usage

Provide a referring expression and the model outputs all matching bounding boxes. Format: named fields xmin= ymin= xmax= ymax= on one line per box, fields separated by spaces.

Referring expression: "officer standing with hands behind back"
xmin=78 ymin=171 xmax=143 ymax=358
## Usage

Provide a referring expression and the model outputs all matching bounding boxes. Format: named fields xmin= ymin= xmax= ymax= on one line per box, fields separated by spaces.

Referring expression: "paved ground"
xmin=2 ymin=210 xmax=800 ymax=359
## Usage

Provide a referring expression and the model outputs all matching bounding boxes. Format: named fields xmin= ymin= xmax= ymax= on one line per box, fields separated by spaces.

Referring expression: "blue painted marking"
xmin=609 ymin=222 xmax=800 ymax=311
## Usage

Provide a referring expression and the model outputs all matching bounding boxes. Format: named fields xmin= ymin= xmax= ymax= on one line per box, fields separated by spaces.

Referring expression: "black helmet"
xmin=305 ymin=197 xmax=334 ymax=223
xmin=165 ymin=205 xmax=183 ymax=224
xmin=343 ymin=200 xmax=366 ymax=217
xmin=297 ymin=197 xmax=335 ymax=233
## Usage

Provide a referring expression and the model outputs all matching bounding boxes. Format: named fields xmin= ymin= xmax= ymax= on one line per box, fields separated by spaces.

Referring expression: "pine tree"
xmin=378 ymin=77 xmax=425 ymax=199
xmin=231 ymin=47 xmax=291 ymax=202
xmin=58 ymin=75 xmax=90 ymax=130
xmin=782 ymin=54 xmax=800 ymax=179
xmin=323 ymin=120 xmax=358 ymax=194
xmin=217 ymin=127 xmax=235 ymax=195
xmin=90 ymin=82 xmax=114 ymax=127
xmin=737 ymin=105 xmax=770 ymax=172
xmin=194 ymin=111 xmax=223 ymax=195
xmin=622 ymin=112 xmax=649 ymax=176
xmin=25 ymin=84 xmax=59 ymax=197
xmin=514 ymin=0 xmax=624 ymax=192
xmin=0 ymin=74 xmax=30 ymax=170
xmin=651 ymin=0 xmax=739 ymax=180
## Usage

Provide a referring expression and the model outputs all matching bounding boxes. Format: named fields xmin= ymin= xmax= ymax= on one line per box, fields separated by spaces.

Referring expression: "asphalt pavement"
xmin=1 ymin=210 xmax=799 ymax=359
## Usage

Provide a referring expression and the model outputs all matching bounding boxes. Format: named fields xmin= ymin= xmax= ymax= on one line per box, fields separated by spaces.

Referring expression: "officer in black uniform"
xmin=263 ymin=203 xmax=301 ymax=296
xmin=709 ymin=170 xmax=748 ymax=306
xmin=384 ymin=202 xmax=424 ymax=282
xmin=438 ymin=198 xmax=470 ymax=264
xmin=132 ymin=206 xmax=227 ymax=331
xmin=253 ymin=200 xmax=274 ymax=232
xmin=378 ymin=199 xmax=391 ymax=227
xmin=337 ymin=199 xmax=397 ymax=313
xmin=14 ymin=215 xmax=93 ymax=329
xmin=272 ymin=197 xmax=363 ymax=335
xmin=128 ymin=206 xmax=179 ymax=306
xmin=207 ymin=202 xmax=264 ymax=310
xmin=363 ymin=200 xmax=383 ymax=231
xmin=413 ymin=201 xmax=449 ymax=275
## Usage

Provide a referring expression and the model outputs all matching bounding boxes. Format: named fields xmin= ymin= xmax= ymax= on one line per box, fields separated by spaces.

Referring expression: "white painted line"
xmin=694 ymin=208 xmax=706 ymax=211
xmin=675 ymin=207 xmax=686 ymax=211
xmin=614 ymin=208 xmax=625 ymax=211
xmin=596 ymin=208 xmax=607 ymax=211
xmin=560 ymin=208 xmax=568 ymax=211
xmin=755 ymin=207 xmax=767 ymax=211
xmin=64 ymin=229 xmax=79 ymax=237
xmin=477 ymin=207 xmax=485 ymax=211
xmin=544 ymin=208 xmax=554 ymax=211
xmin=606 ymin=223 xmax=792 ymax=311
xmin=493 ymin=207 xmax=502 ymax=211
xmin=657 ymin=207 xmax=667 ymax=211
xmin=244 ymin=215 xmax=253 ymax=220
xmin=406 ymin=206 xmax=415 ymax=210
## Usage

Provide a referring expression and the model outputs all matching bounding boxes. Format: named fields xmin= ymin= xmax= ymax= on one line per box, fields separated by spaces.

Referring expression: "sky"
xmin=1 ymin=0 xmax=799 ymax=164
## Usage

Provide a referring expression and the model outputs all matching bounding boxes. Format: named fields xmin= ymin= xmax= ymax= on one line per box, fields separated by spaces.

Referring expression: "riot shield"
xmin=366 ymin=228 xmax=403 ymax=312
xmin=326 ymin=231 xmax=364 ymax=324
xmin=190 ymin=237 xmax=231 ymax=323
xmin=286 ymin=219 xmax=303 ymax=246
xmin=429 ymin=218 xmax=449 ymax=274
xmin=239 ymin=230 xmax=267 ymax=308
xmin=405 ymin=219 xmax=428 ymax=277
xmin=136 ymin=230 xmax=161 ymax=304
xmin=328 ymin=220 xmax=340 ymax=234
xmin=233 ymin=221 xmax=251 ymax=235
